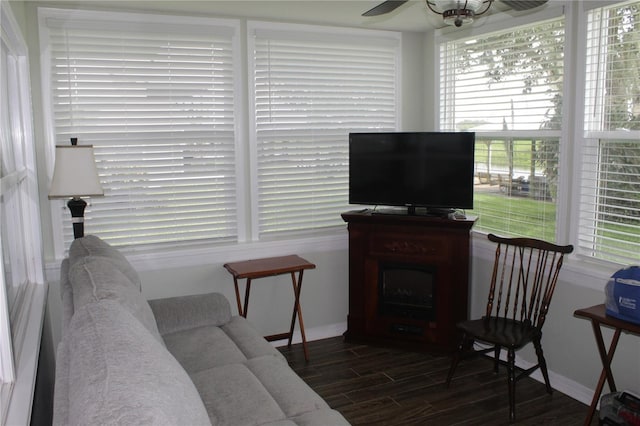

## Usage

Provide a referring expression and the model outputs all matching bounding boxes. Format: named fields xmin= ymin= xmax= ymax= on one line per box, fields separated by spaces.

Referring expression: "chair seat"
xmin=457 ymin=317 xmax=540 ymax=349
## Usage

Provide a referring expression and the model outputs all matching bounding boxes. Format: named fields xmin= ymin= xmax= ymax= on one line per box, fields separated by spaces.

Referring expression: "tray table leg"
xmin=584 ymin=323 xmax=621 ymax=426
xmin=233 ymin=277 xmax=243 ymax=316
xmin=242 ymin=278 xmax=252 ymax=318
xmin=288 ymin=270 xmax=309 ymax=361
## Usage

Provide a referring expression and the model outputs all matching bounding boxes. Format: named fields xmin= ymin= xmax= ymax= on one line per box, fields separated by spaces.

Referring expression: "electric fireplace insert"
xmin=379 ymin=263 xmax=435 ymax=321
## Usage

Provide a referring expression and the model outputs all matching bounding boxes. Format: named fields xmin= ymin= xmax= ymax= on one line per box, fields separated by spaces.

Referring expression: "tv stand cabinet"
xmin=341 ymin=210 xmax=476 ymax=353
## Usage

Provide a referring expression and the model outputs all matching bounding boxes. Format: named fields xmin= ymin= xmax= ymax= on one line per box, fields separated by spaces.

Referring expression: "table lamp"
xmin=48 ymin=138 xmax=104 ymax=239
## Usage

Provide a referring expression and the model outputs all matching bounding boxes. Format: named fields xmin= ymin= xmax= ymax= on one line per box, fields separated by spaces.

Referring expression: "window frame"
xmin=40 ymin=9 xmax=403 ymax=258
xmin=38 ymin=7 xmax=245 ymax=258
xmin=0 ymin=3 xmax=47 ymax=424
xmin=575 ymin=0 xmax=640 ymax=265
xmin=434 ymin=1 xmax=640 ymax=270
xmin=434 ymin=5 xmax=567 ymax=242
xmin=247 ymin=21 xmax=401 ymax=241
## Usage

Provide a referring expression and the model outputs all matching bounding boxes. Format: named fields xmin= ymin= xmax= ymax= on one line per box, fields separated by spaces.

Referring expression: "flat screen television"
xmin=349 ymin=132 xmax=475 ymax=214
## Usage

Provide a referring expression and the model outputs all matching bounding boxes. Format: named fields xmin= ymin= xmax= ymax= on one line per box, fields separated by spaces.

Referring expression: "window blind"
xmin=580 ymin=1 xmax=640 ymax=263
xmin=249 ymin=25 xmax=400 ymax=238
xmin=472 ymin=136 xmax=559 ymax=241
xmin=439 ymin=18 xmax=565 ymax=132
xmin=438 ymin=17 xmax=564 ymax=241
xmin=41 ymin=10 xmax=239 ymax=250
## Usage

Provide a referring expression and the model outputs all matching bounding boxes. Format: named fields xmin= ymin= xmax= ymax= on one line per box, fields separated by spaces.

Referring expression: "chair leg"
xmin=493 ymin=345 xmax=501 ymax=373
xmin=507 ymin=349 xmax=516 ymax=422
xmin=534 ymin=338 xmax=553 ymax=394
xmin=446 ymin=333 xmax=469 ymax=387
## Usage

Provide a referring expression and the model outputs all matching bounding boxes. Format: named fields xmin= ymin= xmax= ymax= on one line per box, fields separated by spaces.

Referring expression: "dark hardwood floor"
xmin=278 ymin=336 xmax=598 ymax=425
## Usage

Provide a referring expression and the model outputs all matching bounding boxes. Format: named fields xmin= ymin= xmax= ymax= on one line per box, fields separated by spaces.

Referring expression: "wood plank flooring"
xmin=278 ymin=336 xmax=598 ymax=425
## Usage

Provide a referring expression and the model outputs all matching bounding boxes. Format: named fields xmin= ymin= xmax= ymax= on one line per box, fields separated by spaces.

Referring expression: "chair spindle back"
xmin=485 ymin=234 xmax=573 ymax=329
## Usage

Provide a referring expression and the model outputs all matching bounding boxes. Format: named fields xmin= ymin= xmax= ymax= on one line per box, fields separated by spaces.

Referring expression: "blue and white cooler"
xmin=605 ymin=266 xmax=640 ymax=325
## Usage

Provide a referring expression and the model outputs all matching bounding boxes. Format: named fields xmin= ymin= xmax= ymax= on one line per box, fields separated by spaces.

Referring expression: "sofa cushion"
xmin=69 ymin=255 xmax=163 ymax=344
xmin=286 ymin=409 xmax=353 ymax=425
xmin=191 ymin=361 xmax=286 ymax=425
xmin=190 ymin=355 xmax=330 ymax=425
xmin=162 ymin=325 xmax=247 ymax=375
xmin=69 ymin=235 xmax=141 ymax=289
xmin=256 ymin=409 xmax=351 ymax=426
xmin=64 ymin=300 xmax=210 ymax=426
xmin=52 ymin=328 xmax=71 ymax=426
xmin=221 ymin=316 xmax=287 ymax=362
xmin=245 ymin=356 xmax=329 ymax=418
xmin=162 ymin=316 xmax=286 ymax=375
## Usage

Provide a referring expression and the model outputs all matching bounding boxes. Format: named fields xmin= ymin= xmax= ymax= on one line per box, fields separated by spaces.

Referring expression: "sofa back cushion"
xmin=69 ymin=255 xmax=163 ymax=344
xmin=60 ymin=300 xmax=211 ymax=426
xmin=69 ymin=235 xmax=141 ymax=290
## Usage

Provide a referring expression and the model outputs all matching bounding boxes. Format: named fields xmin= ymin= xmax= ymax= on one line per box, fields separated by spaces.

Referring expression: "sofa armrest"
xmin=149 ymin=292 xmax=232 ymax=336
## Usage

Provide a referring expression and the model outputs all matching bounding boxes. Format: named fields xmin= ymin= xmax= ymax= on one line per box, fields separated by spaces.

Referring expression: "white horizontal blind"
xmin=439 ymin=17 xmax=564 ymax=241
xmin=250 ymin=25 xmax=399 ymax=238
xmin=440 ymin=18 xmax=565 ymax=132
xmin=472 ymin=136 xmax=559 ymax=242
xmin=580 ymin=1 xmax=640 ymax=264
xmin=41 ymin=10 xmax=239 ymax=250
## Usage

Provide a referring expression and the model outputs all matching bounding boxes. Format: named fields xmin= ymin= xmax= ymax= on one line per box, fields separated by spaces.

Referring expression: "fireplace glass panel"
xmin=379 ymin=264 xmax=435 ymax=320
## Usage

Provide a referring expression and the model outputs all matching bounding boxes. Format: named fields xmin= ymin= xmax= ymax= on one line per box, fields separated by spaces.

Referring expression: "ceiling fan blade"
xmin=500 ymin=0 xmax=549 ymax=11
xmin=362 ymin=0 xmax=409 ymax=17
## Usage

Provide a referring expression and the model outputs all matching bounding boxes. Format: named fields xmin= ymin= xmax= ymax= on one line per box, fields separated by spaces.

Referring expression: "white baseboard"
xmin=270 ymin=321 xmax=347 ymax=347
xmin=273 ymin=327 xmax=597 ymax=408
xmin=472 ymin=342 xmax=595 ymax=407
xmin=515 ymin=354 xmax=595 ymax=407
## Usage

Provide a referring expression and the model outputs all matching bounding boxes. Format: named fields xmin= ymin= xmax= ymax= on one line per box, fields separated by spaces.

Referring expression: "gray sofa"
xmin=53 ymin=235 xmax=349 ymax=425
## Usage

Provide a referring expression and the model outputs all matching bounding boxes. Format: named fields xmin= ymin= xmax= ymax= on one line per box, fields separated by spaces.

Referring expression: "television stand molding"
xmin=341 ymin=210 xmax=476 ymax=353
xmin=366 ymin=206 xmax=459 ymax=218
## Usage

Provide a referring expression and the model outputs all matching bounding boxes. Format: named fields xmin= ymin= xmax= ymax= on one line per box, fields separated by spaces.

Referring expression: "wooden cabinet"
xmin=342 ymin=210 xmax=476 ymax=353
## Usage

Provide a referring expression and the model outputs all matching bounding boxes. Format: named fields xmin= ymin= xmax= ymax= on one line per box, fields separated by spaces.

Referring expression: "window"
xmin=249 ymin=23 xmax=400 ymax=239
xmin=39 ymin=9 xmax=241 ymax=254
xmin=41 ymin=10 xmax=402 ymax=254
xmin=438 ymin=15 xmax=565 ymax=241
xmin=0 ymin=3 xmax=46 ymax=423
xmin=580 ymin=1 xmax=640 ymax=264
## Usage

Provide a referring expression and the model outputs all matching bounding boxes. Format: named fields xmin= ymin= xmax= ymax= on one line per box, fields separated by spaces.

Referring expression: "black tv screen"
xmin=349 ymin=132 xmax=475 ymax=211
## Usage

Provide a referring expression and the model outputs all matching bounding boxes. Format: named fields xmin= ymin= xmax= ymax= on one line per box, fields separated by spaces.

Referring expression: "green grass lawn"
xmin=471 ymin=192 xmax=640 ymax=262
xmin=470 ymin=192 xmax=557 ymax=242
xmin=475 ymin=141 xmax=536 ymax=169
xmin=588 ymin=219 xmax=640 ymax=263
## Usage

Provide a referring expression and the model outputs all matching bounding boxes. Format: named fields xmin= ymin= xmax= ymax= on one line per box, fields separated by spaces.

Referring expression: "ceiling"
xmin=43 ymin=0 xmax=537 ymax=33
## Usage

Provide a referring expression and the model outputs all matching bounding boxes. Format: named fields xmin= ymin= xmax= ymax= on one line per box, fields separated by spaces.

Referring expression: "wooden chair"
xmin=445 ymin=233 xmax=573 ymax=422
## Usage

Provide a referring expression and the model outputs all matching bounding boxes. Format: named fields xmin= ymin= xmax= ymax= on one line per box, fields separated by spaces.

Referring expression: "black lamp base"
xmin=67 ymin=197 xmax=87 ymax=239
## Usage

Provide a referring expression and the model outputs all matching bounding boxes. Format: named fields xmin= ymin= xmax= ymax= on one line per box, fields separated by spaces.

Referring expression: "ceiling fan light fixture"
xmin=426 ymin=0 xmax=493 ymax=27
xmin=442 ymin=8 xmax=474 ymax=27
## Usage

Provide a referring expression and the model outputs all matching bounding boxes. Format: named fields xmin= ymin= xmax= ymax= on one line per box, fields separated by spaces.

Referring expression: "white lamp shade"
xmin=48 ymin=145 xmax=104 ymax=199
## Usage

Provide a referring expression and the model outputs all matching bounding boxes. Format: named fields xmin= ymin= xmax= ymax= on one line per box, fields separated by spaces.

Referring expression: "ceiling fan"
xmin=363 ymin=0 xmax=549 ymax=27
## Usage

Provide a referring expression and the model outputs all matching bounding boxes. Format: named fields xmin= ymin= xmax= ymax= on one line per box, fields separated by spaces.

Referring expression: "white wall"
xmin=14 ymin=0 xmax=640 ymax=412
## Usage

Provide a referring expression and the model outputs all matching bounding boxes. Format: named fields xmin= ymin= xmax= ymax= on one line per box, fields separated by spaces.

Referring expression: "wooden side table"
xmin=574 ymin=304 xmax=640 ymax=425
xmin=223 ymin=255 xmax=316 ymax=361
